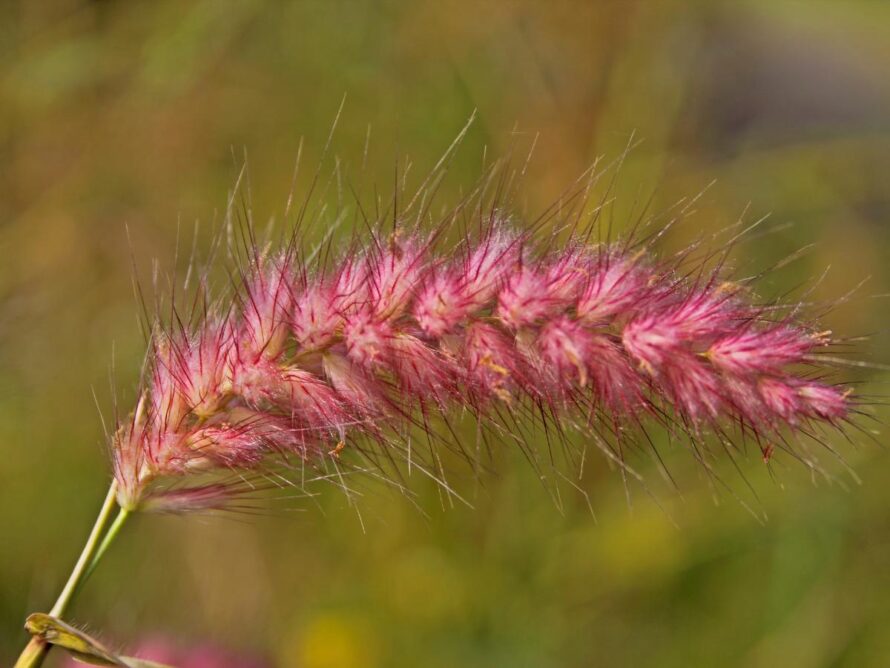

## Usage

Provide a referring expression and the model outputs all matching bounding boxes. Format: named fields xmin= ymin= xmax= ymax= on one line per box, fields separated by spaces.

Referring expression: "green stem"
xmin=84 ymin=506 xmax=130 ymax=581
xmin=14 ymin=479 xmax=128 ymax=668
xmin=49 ymin=481 xmax=121 ymax=617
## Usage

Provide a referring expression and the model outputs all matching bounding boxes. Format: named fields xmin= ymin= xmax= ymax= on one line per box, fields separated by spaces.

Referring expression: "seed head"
xmin=111 ymin=202 xmax=858 ymax=513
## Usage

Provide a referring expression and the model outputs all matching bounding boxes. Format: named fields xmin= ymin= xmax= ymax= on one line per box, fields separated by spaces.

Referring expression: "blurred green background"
xmin=2 ymin=1 xmax=890 ymax=666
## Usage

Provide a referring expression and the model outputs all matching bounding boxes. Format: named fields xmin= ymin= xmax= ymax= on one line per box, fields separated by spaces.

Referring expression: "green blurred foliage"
xmin=1 ymin=1 xmax=889 ymax=666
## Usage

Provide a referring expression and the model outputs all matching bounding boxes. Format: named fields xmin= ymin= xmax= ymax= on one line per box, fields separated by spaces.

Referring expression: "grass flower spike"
xmin=15 ymin=147 xmax=863 ymax=668
xmin=111 ymin=218 xmax=852 ymax=516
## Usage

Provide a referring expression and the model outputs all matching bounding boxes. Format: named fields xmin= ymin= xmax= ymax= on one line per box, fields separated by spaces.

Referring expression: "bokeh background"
xmin=2 ymin=1 xmax=890 ymax=666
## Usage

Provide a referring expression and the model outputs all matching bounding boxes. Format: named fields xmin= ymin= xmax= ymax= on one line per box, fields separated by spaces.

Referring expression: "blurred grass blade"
xmin=24 ymin=614 xmax=173 ymax=668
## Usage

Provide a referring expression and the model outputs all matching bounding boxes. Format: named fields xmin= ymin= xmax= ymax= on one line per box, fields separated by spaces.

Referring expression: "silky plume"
xmin=110 ymin=215 xmax=857 ymax=515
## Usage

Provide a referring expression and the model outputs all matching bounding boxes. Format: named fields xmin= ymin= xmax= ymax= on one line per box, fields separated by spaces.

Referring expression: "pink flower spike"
xmin=798 ymin=382 xmax=849 ymax=422
xmin=365 ymin=236 xmax=425 ymax=319
xmin=722 ymin=376 xmax=768 ymax=426
xmin=462 ymin=228 xmax=519 ymax=306
xmin=322 ymin=352 xmax=387 ymax=416
xmin=497 ymin=267 xmax=556 ymax=329
xmin=147 ymin=333 xmax=189 ymax=434
xmin=178 ymin=320 xmax=234 ymax=417
xmin=621 ymin=316 xmax=677 ymax=373
xmin=291 ymin=283 xmax=342 ymax=350
xmin=239 ymin=254 xmax=294 ymax=361
xmin=228 ymin=356 xmax=281 ymax=408
xmin=536 ymin=316 xmax=593 ymax=390
xmin=343 ymin=312 xmax=393 ymax=369
xmin=388 ymin=333 xmax=456 ymax=401
xmin=218 ymin=406 xmax=317 ymax=458
xmin=576 ymin=252 xmax=648 ymax=324
xmin=758 ymin=377 xmax=803 ymax=425
xmin=544 ymin=248 xmax=588 ymax=304
xmin=661 ymin=286 xmax=742 ymax=341
xmin=107 ymin=205 xmax=859 ymax=515
xmin=585 ymin=334 xmax=646 ymax=416
xmin=276 ymin=366 xmax=353 ymax=437
xmin=660 ymin=353 xmax=725 ymax=422
xmin=414 ymin=229 xmax=519 ymax=336
xmin=139 ymin=483 xmax=248 ymax=514
xmin=707 ymin=325 xmax=824 ymax=376
xmin=185 ymin=423 xmax=267 ymax=468
xmin=414 ymin=271 xmax=467 ymax=337
xmin=463 ymin=322 xmax=527 ymax=402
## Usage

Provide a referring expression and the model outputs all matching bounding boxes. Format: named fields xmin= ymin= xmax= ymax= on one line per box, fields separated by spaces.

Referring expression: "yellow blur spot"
xmin=285 ymin=613 xmax=380 ymax=668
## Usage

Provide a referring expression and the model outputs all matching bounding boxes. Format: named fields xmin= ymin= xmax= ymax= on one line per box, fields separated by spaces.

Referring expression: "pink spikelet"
xmin=112 ymin=208 xmax=858 ymax=513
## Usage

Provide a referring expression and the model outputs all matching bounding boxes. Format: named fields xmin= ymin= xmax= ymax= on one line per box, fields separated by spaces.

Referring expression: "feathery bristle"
xmin=112 ymin=196 xmax=857 ymax=513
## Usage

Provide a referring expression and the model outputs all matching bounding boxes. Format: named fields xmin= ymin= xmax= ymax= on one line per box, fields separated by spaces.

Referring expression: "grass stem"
xmin=14 ymin=479 xmax=127 ymax=668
